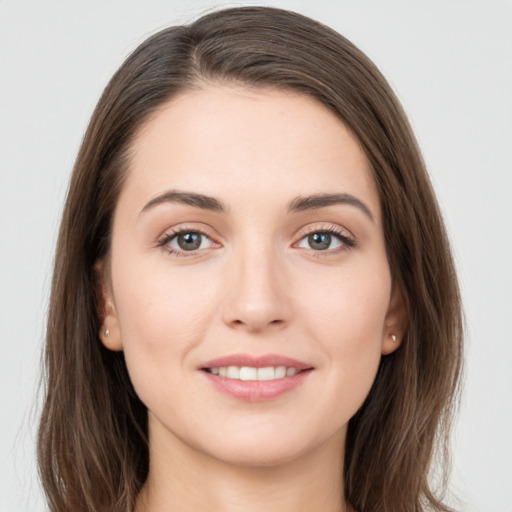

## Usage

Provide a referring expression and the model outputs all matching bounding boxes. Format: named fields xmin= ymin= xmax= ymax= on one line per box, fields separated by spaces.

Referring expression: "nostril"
xmin=228 ymin=317 xmax=286 ymax=331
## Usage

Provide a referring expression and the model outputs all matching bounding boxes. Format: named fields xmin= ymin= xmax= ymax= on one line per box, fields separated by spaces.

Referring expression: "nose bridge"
xmin=223 ymin=231 xmax=289 ymax=331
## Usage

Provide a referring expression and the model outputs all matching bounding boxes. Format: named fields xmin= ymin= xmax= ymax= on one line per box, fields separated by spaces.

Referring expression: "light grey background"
xmin=1 ymin=1 xmax=511 ymax=511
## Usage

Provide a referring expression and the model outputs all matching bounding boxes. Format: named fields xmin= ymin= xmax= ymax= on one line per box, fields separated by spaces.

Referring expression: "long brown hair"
xmin=38 ymin=6 xmax=463 ymax=512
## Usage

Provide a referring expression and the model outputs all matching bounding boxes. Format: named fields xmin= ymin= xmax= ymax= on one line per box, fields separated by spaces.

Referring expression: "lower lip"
xmin=201 ymin=370 xmax=313 ymax=402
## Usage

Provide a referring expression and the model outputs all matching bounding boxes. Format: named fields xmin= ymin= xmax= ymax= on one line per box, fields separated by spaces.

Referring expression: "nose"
xmin=222 ymin=244 xmax=290 ymax=333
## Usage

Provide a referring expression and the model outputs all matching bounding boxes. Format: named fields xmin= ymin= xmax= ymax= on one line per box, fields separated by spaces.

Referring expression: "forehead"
xmin=122 ymin=84 xmax=380 ymax=218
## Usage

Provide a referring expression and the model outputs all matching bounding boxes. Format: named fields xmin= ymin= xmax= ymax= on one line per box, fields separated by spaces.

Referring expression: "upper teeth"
xmin=209 ymin=366 xmax=298 ymax=381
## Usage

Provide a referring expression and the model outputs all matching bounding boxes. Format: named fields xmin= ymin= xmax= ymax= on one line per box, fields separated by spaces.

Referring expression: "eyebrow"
xmin=288 ymin=193 xmax=374 ymax=222
xmin=140 ymin=190 xmax=226 ymax=214
xmin=140 ymin=190 xmax=374 ymax=222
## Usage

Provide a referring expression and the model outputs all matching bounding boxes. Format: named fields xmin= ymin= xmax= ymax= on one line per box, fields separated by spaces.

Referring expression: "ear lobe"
xmin=381 ymin=281 xmax=408 ymax=355
xmin=94 ymin=260 xmax=123 ymax=352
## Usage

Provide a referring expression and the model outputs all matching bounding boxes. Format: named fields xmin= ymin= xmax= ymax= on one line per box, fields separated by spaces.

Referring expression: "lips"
xmin=201 ymin=354 xmax=312 ymax=371
xmin=199 ymin=353 xmax=314 ymax=402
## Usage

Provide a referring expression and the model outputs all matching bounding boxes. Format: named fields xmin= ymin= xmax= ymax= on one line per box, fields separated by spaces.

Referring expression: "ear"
xmin=94 ymin=260 xmax=123 ymax=351
xmin=381 ymin=281 xmax=408 ymax=355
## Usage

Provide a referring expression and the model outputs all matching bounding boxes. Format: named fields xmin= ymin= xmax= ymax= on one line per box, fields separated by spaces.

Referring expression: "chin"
xmin=193 ymin=425 xmax=343 ymax=470
xmin=211 ymin=443 xmax=310 ymax=469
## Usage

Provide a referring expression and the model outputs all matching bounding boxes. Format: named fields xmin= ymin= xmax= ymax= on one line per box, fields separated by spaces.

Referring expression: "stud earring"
xmin=391 ymin=334 xmax=397 ymax=342
xmin=104 ymin=328 xmax=110 ymax=338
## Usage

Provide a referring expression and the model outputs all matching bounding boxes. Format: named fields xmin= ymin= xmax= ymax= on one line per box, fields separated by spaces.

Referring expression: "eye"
xmin=159 ymin=229 xmax=216 ymax=256
xmin=296 ymin=229 xmax=354 ymax=253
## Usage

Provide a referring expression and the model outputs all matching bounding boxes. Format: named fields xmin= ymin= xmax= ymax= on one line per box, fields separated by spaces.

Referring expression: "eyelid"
xmin=295 ymin=222 xmax=355 ymax=241
xmin=155 ymin=222 xmax=356 ymax=258
xmin=292 ymin=223 xmax=356 ymax=254
xmin=157 ymin=223 xmax=221 ymax=256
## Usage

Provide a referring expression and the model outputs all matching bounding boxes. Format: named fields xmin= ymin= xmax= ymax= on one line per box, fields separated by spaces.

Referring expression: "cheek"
xmin=293 ymin=258 xmax=391 ymax=389
xmin=111 ymin=259 xmax=220 ymax=385
xmin=295 ymin=256 xmax=391 ymax=335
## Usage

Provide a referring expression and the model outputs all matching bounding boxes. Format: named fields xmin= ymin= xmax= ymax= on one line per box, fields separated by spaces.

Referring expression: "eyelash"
xmin=157 ymin=227 xmax=217 ymax=257
xmin=296 ymin=226 xmax=356 ymax=257
xmin=157 ymin=226 xmax=355 ymax=258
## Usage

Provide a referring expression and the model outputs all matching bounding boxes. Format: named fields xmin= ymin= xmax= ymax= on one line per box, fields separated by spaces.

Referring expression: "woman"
xmin=37 ymin=6 xmax=463 ymax=512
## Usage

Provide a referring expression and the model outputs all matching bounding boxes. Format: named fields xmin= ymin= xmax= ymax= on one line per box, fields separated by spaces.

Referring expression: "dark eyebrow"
xmin=140 ymin=190 xmax=373 ymax=221
xmin=288 ymin=193 xmax=374 ymax=222
xmin=140 ymin=190 xmax=226 ymax=215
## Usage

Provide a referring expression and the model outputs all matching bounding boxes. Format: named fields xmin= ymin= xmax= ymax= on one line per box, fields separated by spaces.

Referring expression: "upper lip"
xmin=200 ymin=353 xmax=313 ymax=371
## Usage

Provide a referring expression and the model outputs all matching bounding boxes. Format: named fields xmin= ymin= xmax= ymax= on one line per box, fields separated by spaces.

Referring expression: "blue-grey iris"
xmin=308 ymin=233 xmax=331 ymax=250
xmin=178 ymin=232 xmax=202 ymax=250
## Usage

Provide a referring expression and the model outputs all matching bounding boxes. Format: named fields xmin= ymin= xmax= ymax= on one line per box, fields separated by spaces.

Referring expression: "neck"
xmin=136 ymin=415 xmax=348 ymax=512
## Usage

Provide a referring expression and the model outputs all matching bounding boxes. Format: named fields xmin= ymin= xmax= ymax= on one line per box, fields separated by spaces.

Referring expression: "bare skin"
xmin=98 ymin=85 xmax=406 ymax=512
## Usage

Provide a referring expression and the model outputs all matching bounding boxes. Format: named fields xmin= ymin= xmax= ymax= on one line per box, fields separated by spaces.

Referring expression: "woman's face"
xmin=100 ymin=85 xmax=405 ymax=467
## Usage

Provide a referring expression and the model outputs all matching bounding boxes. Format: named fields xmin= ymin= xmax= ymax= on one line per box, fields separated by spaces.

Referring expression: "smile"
xmin=206 ymin=366 xmax=299 ymax=381
xmin=200 ymin=354 xmax=314 ymax=401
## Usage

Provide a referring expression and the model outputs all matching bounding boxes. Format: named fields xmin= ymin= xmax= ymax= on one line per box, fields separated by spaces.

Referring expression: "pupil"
xmin=178 ymin=232 xmax=202 ymax=250
xmin=308 ymin=232 xmax=331 ymax=250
